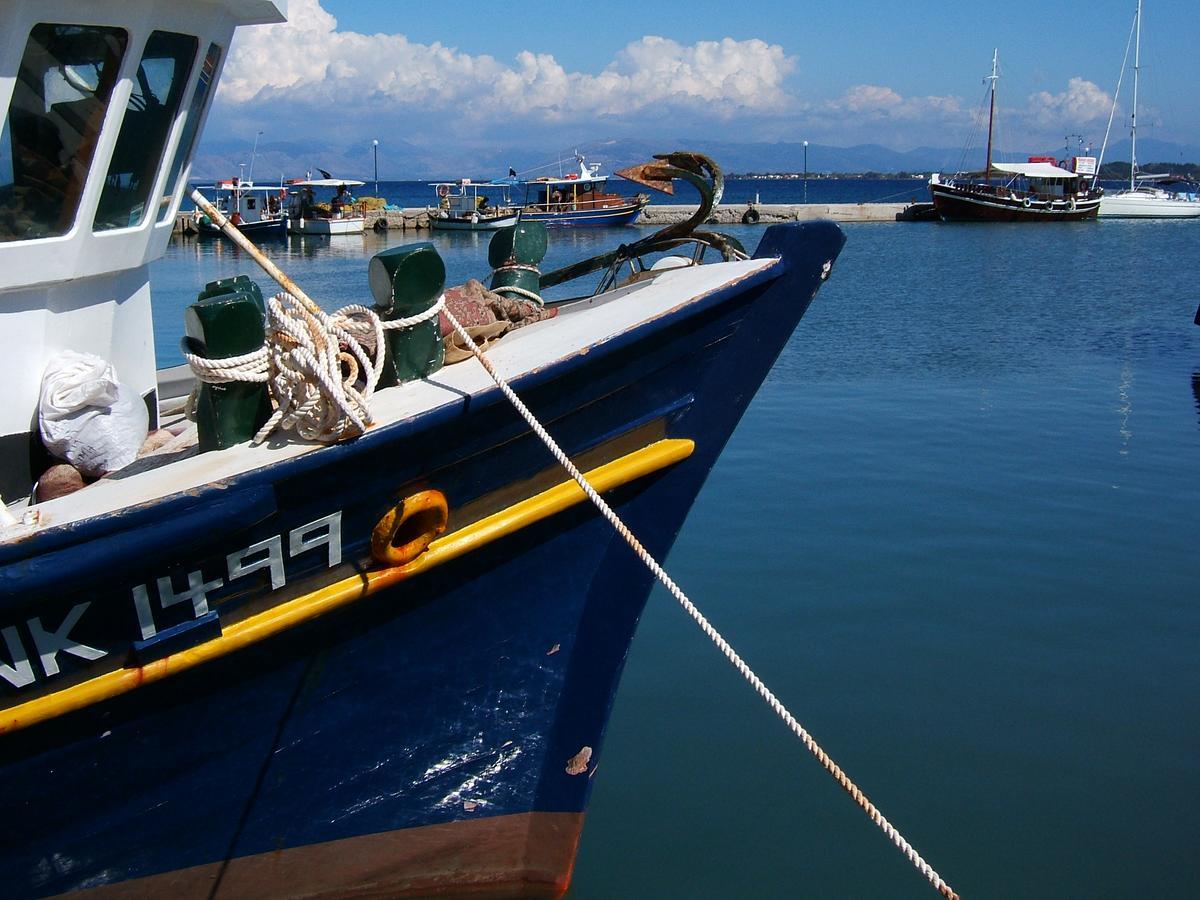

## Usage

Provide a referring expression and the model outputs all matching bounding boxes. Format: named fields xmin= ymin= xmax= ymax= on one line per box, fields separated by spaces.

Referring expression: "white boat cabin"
xmin=0 ymin=0 xmax=287 ymax=505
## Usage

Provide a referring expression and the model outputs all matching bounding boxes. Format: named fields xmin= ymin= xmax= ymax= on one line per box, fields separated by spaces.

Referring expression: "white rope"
xmin=184 ymin=293 xmax=445 ymax=445
xmin=441 ymin=307 xmax=959 ymax=900
xmin=490 ymin=283 xmax=544 ymax=306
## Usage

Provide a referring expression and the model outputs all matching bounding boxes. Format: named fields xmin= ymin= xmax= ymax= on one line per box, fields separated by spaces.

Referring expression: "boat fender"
xmin=1068 ymin=198 xmax=1076 ymax=212
xmin=1022 ymin=197 xmax=1031 ymax=208
xmin=741 ymin=207 xmax=760 ymax=224
xmin=373 ymin=216 xmax=388 ymax=233
xmin=371 ymin=489 xmax=449 ymax=566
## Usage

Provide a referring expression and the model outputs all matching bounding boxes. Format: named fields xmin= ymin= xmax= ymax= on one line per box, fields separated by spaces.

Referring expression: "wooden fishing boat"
xmin=192 ymin=178 xmax=288 ymax=237
xmin=0 ymin=3 xmax=845 ymax=897
xmin=929 ymin=51 xmax=1101 ymax=222
xmin=505 ymin=155 xmax=649 ymax=226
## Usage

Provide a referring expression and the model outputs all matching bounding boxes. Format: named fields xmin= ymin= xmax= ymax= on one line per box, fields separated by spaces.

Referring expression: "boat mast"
xmin=984 ymin=49 xmax=999 ymax=183
xmin=1129 ymin=0 xmax=1141 ymax=190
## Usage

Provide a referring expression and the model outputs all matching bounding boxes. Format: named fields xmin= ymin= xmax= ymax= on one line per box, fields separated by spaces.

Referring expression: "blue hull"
xmin=195 ymin=216 xmax=289 ymax=239
xmin=0 ymin=224 xmax=845 ymax=896
xmin=519 ymin=202 xmax=644 ymax=227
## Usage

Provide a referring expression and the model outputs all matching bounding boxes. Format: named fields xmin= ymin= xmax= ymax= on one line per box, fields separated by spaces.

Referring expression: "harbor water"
xmin=150 ymin=211 xmax=1200 ymax=897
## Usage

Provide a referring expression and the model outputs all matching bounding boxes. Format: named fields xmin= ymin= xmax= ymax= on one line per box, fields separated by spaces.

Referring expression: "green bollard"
xmin=368 ymin=243 xmax=446 ymax=388
xmin=488 ymin=222 xmax=547 ymax=300
xmin=183 ymin=278 xmax=272 ymax=452
xmin=196 ymin=274 xmax=265 ymax=312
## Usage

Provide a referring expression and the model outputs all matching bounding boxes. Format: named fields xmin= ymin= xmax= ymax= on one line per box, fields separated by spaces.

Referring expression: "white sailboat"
xmin=1098 ymin=0 xmax=1200 ymax=218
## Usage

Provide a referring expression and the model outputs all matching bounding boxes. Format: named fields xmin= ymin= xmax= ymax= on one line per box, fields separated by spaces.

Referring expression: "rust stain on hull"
xmin=72 ymin=811 xmax=585 ymax=899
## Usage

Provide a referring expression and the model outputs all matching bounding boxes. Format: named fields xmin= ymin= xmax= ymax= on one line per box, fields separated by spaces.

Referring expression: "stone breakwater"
xmin=175 ymin=202 xmax=930 ymax=234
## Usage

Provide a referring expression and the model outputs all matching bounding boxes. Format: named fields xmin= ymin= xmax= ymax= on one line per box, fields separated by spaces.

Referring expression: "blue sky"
xmin=204 ymin=0 xmax=1199 ymax=174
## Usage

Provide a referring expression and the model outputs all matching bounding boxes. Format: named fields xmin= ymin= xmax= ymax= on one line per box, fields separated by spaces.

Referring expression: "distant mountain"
xmin=192 ymin=135 xmax=1200 ymax=181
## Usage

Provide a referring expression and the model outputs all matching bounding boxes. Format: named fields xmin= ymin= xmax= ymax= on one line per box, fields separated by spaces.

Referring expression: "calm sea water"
xmin=150 ymin=208 xmax=1200 ymax=898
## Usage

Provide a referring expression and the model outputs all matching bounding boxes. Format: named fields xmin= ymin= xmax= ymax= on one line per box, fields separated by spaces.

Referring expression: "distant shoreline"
xmin=729 ymin=172 xmax=926 ymax=180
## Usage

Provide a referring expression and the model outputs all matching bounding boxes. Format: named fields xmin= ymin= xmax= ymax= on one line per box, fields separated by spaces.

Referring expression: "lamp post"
xmin=803 ymin=140 xmax=808 ymax=204
xmin=372 ymin=139 xmax=379 ymax=197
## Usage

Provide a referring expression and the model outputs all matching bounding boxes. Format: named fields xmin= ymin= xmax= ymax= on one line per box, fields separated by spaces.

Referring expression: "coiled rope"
xmin=441 ymin=308 xmax=959 ymax=900
xmin=185 ymin=292 xmax=444 ymax=444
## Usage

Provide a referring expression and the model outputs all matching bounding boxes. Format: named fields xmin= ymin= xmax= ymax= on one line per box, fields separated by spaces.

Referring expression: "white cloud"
xmin=220 ymin=0 xmax=795 ymax=123
xmin=1027 ymin=77 xmax=1112 ymax=126
xmin=825 ymin=84 xmax=962 ymax=120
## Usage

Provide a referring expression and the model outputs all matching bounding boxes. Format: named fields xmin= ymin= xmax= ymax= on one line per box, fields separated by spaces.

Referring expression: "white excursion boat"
xmin=1097 ymin=0 xmax=1200 ymax=219
xmin=0 ymin=1 xmax=851 ymax=896
xmin=286 ymin=175 xmax=366 ymax=234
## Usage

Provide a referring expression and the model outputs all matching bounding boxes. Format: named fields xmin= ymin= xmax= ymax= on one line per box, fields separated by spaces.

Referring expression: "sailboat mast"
xmin=1130 ymin=0 xmax=1141 ymax=190
xmin=984 ymin=49 xmax=999 ymax=183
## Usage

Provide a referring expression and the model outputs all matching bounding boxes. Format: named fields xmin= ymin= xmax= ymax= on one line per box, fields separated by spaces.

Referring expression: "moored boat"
xmin=1096 ymin=1 xmax=1200 ymax=219
xmin=427 ymin=179 xmax=521 ymax=231
xmin=930 ymin=51 xmax=1101 ymax=222
xmin=287 ymin=175 xmax=366 ymax=234
xmin=192 ymin=178 xmax=289 ymax=237
xmin=505 ymin=155 xmax=649 ymax=226
xmin=930 ymin=161 xmax=1101 ymax=222
xmin=1097 ymin=177 xmax=1200 ymax=218
xmin=0 ymin=2 xmax=845 ymax=897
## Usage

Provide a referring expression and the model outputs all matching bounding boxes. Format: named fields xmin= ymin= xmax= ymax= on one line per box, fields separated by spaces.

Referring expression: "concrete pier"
xmin=173 ymin=202 xmax=932 ymax=235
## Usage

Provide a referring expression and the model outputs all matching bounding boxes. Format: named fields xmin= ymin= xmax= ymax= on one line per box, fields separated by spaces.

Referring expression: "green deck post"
xmin=183 ymin=277 xmax=271 ymax=451
xmin=369 ymin=243 xmax=446 ymax=387
xmin=488 ymin=222 xmax=547 ymax=298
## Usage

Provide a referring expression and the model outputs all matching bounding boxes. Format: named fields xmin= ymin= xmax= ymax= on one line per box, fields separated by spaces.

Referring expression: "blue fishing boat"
xmin=502 ymin=154 xmax=649 ymax=226
xmin=191 ymin=178 xmax=289 ymax=238
xmin=0 ymin=2 xmax=845 ymax=897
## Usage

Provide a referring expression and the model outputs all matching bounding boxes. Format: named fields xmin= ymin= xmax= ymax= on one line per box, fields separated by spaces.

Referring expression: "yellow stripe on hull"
xmin=0 ymin=438 xmax=694 ymax=735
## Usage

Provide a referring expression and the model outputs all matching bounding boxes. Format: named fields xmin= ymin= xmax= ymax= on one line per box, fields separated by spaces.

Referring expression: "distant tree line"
xmin=733 ymin=163 xmax=1197 ymax=180
xmin=731 ymin=171 xmax=927 ymax=180
xmin=1098 ymin=161 xmax=1198 ymax=178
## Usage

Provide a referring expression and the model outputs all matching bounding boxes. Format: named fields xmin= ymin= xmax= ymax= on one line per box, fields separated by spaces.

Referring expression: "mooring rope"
xmin=442 ymin=307 xmax=959 ymax=900
xmin=186 ymin=182 xmax=955 ymax=893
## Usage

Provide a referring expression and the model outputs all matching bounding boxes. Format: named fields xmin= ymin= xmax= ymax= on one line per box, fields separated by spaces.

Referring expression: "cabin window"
xmin=157 ymin=42 xmax=221 ymax=224
xmin=0 ymin=23 xmax=127 ymax=243
xmin=94 ymin=31 xmax=198 ymax=231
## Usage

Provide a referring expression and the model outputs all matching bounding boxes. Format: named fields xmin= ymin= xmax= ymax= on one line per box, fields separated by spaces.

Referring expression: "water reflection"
xmin=1192 ymin=370 xmax=1200 ymax=422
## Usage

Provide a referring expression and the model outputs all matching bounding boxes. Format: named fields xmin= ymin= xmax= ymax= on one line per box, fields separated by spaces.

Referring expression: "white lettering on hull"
xmin=1 ymin=513 xmax=343 ymax=691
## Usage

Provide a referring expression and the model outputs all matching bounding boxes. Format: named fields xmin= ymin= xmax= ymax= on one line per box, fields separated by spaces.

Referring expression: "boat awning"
xmin=199 ymin=183 xmax=286 ymax=192
xmin=531 ymin=175 xmax=608 ymax=186
xmin=991 ymin=162 xmax=1077 ymax=179
xmin=289 ymin=179 xmax=366 ymax=187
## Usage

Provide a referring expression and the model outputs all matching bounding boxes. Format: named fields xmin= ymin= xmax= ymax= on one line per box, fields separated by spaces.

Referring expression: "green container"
xmin=369 ymin=243 xmax=446 ymax=387
xmin=488 ymin=222 xmax=547 ymax=299
xmin=183 ymin=281 xmax=271 ymax=452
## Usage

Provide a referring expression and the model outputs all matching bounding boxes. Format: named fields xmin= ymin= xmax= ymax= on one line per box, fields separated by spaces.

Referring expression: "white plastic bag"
xmin=38 ymin=351 xmax=148 ymax=476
